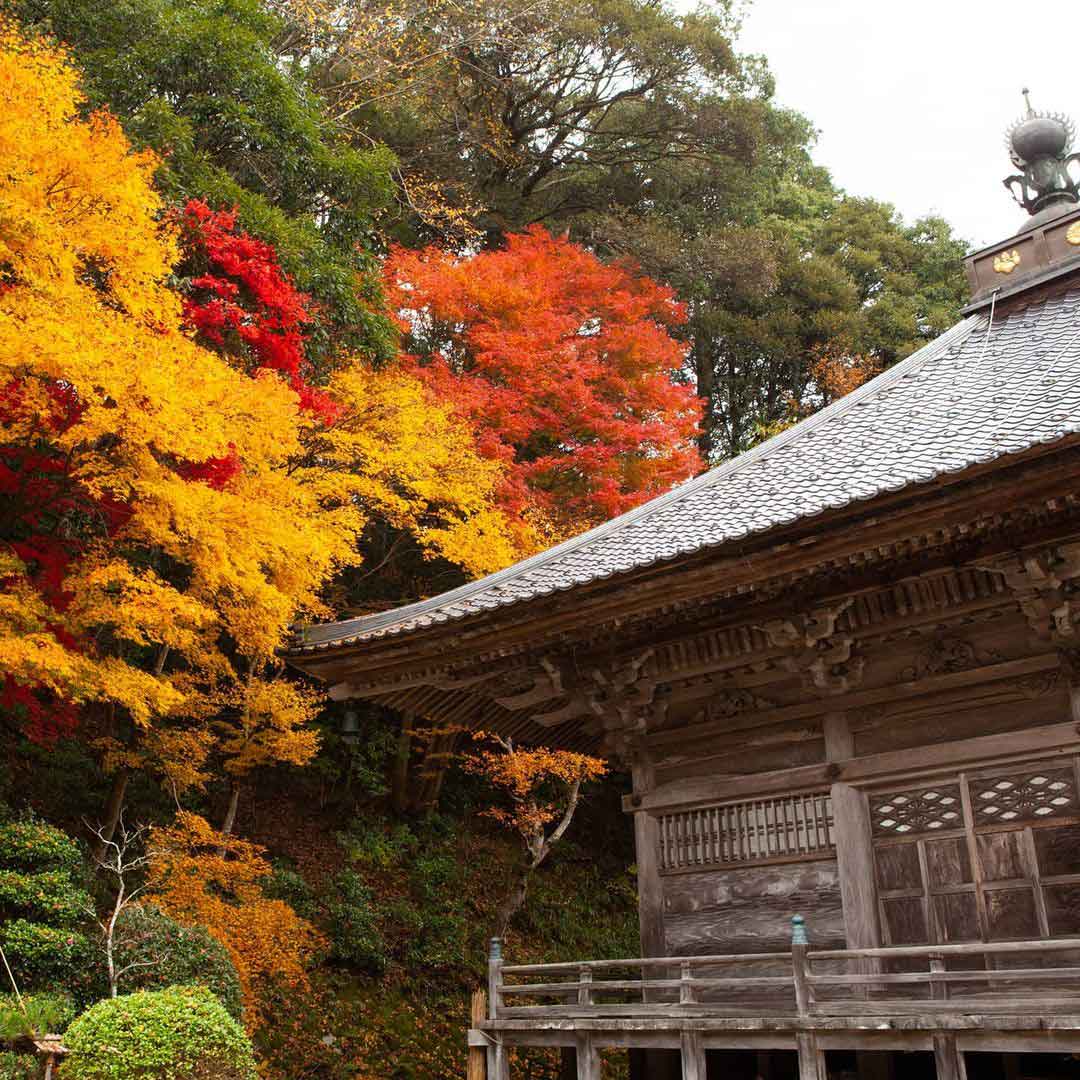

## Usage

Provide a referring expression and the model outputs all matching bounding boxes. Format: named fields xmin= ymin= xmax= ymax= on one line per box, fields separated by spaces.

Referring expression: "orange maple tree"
xmin=385 ymin=226 xmax=703 ymax=544
xmin=463 ymin=734 xmax=607 ymax=935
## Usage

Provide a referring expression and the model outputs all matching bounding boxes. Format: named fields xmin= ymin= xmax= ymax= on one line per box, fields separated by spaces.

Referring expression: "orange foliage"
xmin=807 ymin=345 xmax=882 ymax=405
xmin=148 ymin=812 xmax=324 ymax=1030
xmin=463 ymin=735 xmax=607 ymax=864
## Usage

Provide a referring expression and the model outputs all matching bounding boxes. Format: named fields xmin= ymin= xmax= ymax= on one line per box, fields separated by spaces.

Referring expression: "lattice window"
xmin=969 ymin=767 xmax=1077 ymax=827
xmin=658 ymin=793 xmax=833 ymax=871
xmin=870 ymin=785 xmax=963 ymax=836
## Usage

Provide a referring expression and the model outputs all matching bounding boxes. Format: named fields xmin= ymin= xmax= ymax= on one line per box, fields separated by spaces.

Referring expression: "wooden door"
xmin=869 ymin=757 xmax=1080 ymax=948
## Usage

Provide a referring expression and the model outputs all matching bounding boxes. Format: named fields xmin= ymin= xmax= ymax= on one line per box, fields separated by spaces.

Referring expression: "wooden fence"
xmin=486 ymin=917 xmax=1080 ymax=1021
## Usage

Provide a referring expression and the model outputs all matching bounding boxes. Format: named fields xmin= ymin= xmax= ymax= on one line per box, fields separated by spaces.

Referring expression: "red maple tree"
xmin=178 ymin=200 xmax=341 ymax=427
xmin=384 ymin=226 xmax=703 ymax=538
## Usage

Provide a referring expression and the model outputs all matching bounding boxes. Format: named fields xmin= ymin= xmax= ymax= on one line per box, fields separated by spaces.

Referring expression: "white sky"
xmin=717 ymin=0 xmax=1080 ymax=250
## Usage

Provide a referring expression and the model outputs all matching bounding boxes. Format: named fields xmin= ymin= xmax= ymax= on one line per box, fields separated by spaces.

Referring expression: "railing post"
xmin=929 ymin=952 xmax=948 ymax=1001
xmin=487 ymin=937 xmax=503 ymax=1021
xmin=577 ymin=966 xmax=593 ymax=1007
xmin=791 ymin=914 xmax=812 ymax=1017
xmin=467 ymin=989 xmax=486 ymax=1080
xmin=679 ymin=959 xmax=695 ymax=1005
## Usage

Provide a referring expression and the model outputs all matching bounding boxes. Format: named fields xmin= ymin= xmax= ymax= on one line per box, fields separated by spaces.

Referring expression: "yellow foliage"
xmin=218 ymin=677 xmax=322 ymax=777
xmin=0 ymin=27 xmax=523 ymax=795
xmin=149 ymin=811 xmax=324 ymax=1030
xmin=303 ymin=363 xmax=521 ymax=577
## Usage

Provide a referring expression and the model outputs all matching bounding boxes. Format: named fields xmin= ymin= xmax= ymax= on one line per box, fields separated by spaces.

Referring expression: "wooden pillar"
xmin=796 ymin=1033 xmax=826 ymax=1080
xmin=830 ymin=779 xmax=879 ymax=952
xmin=631 ymin=756 xmax=665 ymax=957
xmin=575 ymin=1034 xmax=600 ymax=1080
xmin=486 ymin=1041 xmax=510 ymax=1080
xmin=679 ymin=1032 xmax=705 ymax=1080
xmin=467 ymin=990 xmax=485 ymax=1080
xmin=389 ymin=710 xmax=414 ymax=815
xmin=932 ymin=1036 xmax=966 ymax=1080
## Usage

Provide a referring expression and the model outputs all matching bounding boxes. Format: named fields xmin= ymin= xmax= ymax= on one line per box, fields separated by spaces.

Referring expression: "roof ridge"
xmin=296 ymin=314 xmax=982 ymax=648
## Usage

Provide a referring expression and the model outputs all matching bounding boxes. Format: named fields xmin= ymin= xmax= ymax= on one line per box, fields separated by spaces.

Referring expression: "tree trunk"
xmin=220 ymin=781 xmax=241 ymax=837
xmin=495 ymin=867 xmax=531 ymax=938
xmin=93 ymin=767 xmax=129 ymax=863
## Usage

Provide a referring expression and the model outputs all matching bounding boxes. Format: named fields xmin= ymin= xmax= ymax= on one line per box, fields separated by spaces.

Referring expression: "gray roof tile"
xmin=291 ymin=288 xmax=1080 ymax=652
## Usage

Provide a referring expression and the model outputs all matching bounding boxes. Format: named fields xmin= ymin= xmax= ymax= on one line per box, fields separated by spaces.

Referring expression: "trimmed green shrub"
xmin=0 ymin=821 xmax=81 ymax=875
xmin=105 ymin=907 xmax=243 ymax=1020
xmin=63 ymin=986 xmax=257 ymax=1080
xmin=0 ymin=921 xmax=90 ymax=987
xmin=0 ymin=870 xmax=90 ymax=924
xmin=0 ymin=818 xmax=91 ymax=995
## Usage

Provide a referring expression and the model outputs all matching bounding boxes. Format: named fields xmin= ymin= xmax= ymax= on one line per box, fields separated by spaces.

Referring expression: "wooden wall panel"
xmin=661 ymin=859 xmax=844 ymax=956
xmin=853 ymin=688 xmax=1068 ymax=757
xmin=655 ymin=737 xmax=826 ymax=787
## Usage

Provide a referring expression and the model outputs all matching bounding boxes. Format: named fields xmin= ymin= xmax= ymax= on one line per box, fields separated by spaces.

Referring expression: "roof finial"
xmin=1003 ymin=93 xmax=1080 ymax=219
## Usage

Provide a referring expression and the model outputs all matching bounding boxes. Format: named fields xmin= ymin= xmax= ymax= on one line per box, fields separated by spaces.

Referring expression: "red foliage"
xmin=0 ymin=379 xmax=97 ymax=743
xmin=178 ymin=201 xmax=341 ymax=425
xmin=384 ymin=226 xmax=703 ymax=534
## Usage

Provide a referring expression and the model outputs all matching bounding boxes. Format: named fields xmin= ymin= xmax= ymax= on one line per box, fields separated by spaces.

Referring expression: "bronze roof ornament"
xmin=1004 ymin=88 xmax=1080 ymax=224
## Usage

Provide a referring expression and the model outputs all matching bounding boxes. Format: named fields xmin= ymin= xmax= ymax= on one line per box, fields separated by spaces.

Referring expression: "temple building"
xmin=286 ymin=100 xmax=1080 ymax=1079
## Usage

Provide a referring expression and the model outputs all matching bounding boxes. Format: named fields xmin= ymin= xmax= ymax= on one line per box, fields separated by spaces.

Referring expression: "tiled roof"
xmin=290 ymin=287 xmax=1080 ymax=653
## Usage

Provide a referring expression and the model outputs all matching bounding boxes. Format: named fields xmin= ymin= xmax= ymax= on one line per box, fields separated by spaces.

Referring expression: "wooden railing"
xmin=486 ymin=917 xmax=1080 ymax=1021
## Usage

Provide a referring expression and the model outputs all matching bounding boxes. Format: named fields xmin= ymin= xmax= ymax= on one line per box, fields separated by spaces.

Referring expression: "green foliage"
xmin=12 ymin=0 xmax=398 ymax=368
xmin=262 ymin=862 xmax=317 ymax=922
xmin=0 ymin=922 xmax=91 ymax=988
xmin=104 ymin=907 xmax=243 ymax=1020
xmin=0 ymin=819 xmax=92 ymax=995
xmin=0 ymin=821 xmax=81 ymax=875
xmin=0 ymin=992 xmax=76 ymax=1042
xmin=324 ymin=869 xmax=387 ymax=972
xmin=0 ymin=1051 xmax=38 ymax=1080
xmin=0 ymin=870 xmax=90 ymax=923
xmin=63 ymin=986 xmax=258 ymax=1080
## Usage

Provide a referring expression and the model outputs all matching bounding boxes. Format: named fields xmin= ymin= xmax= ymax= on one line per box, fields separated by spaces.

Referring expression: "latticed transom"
xmin=969 ymin=768 xmax=1077 ymax=826
xmin=870 ymin=785 xmax=963 ymax=836
xmin=658 ymin=793 xmax=834 ymax=871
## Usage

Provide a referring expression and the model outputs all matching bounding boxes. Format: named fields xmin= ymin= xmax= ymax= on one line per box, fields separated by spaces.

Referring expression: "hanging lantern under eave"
xmin=340 ymin=709 xmax=360 ymax=744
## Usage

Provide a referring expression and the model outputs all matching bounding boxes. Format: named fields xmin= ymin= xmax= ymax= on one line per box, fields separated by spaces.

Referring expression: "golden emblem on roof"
xmin=993 ymin=248 xmax=1022 ymax=274
xmin=1067 ymin=222 xmax=1080 ymax=245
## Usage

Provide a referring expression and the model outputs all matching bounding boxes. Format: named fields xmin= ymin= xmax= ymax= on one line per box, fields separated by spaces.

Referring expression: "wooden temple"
xmin=286 ymin=105 xmax=1080 ymax=1078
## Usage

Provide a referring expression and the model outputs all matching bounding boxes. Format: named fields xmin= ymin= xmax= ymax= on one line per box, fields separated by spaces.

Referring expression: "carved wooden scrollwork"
xmin=900 ymin=633 xmax=1003 ymax=682
xmin=760 ymin=597 xmax=865 ymax=695
xmin=989 ymin=543 xmax=1080 ymax=642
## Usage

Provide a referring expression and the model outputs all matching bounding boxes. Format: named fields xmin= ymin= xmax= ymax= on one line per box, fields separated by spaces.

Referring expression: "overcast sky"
xmin=719 ymin=0 xmax=1080 ymax=250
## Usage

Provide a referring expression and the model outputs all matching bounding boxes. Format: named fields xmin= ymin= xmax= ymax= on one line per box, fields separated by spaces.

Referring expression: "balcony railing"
xmin=485 ymin=917 xmax=1080 ymax=1023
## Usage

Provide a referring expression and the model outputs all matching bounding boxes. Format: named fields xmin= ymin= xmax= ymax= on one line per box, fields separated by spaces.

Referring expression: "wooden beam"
xmin=796 ymin=1033 xmax=826 ymax=1080
xmin=633 ymin=719 xmax=1080 ymax=813
xmin=575 ymin=1034 xmax=600 ymax=1080
xmin=646 ymin=654 xmax=1059 ymax=753
xmin=932 ymin=1035 xmax=966 ymax=1080
xmin=680 ymin=1031 xmax=706 ymax=1080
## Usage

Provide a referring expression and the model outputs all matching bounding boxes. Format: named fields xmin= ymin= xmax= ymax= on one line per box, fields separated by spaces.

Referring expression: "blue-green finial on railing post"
xmin=791 ymin=914 xmax=808 ymax=946
xmin=487 ymin=938 xmax=503 ymax=1021
xmin=790 ymin=915 xmax=811 ymax=1016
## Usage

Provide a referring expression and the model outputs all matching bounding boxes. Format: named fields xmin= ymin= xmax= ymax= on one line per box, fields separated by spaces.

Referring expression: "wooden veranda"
xmin=471 ymin=918 xmax=1080 ymax=1079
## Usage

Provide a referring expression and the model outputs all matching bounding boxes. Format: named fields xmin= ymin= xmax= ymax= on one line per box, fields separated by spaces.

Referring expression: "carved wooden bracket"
xmin=988 ymin=543 xmax=1080 ymax=642
xmin=494 ymin=649 xmax=662 ymax=732
xmin=760 ymin=597 xmax=865 ymax=695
